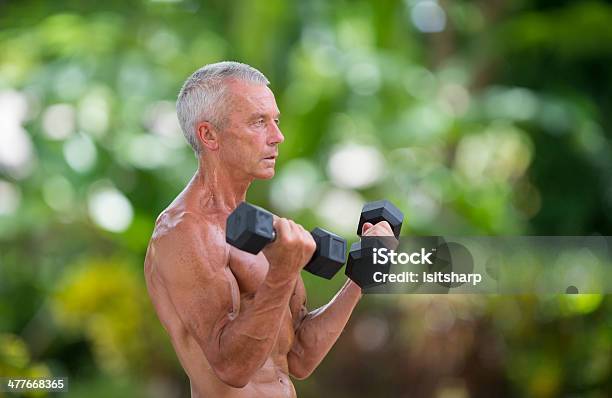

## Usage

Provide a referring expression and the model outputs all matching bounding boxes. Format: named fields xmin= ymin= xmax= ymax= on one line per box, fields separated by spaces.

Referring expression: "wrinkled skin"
xmin=144 ymin=79 xmax=393 ymax=397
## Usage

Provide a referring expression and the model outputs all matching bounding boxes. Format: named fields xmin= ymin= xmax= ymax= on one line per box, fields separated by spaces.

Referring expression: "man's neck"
xmin=189 ymin=158 xmax=252 ymax=213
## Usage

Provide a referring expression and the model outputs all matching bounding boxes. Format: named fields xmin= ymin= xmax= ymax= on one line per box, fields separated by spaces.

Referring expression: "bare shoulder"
xmin=146 ymin=206 xmax=229 ymax=281
xmin=152 ymin=206 xmax=218 ymax=241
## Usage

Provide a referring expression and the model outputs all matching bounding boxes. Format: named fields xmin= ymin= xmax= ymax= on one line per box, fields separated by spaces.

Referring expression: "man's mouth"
xmin=264 ymin=155 xmax=277 ymax=160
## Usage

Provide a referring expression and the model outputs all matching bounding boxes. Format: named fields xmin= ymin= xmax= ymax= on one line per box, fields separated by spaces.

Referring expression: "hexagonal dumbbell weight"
xmin=226 ymin=202 xmax=347 ymax=279
xmin=346 ymin=200 xmax=404 ymax=288
xmin=356 ymin=199 xmax=403 ymax=238
xmin=344 ymin=238 xmax=393 ymax=289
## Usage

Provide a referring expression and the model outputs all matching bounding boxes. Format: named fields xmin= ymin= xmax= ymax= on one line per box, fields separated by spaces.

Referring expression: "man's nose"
xmin=267 ymin=122 xmax=284 ymax=145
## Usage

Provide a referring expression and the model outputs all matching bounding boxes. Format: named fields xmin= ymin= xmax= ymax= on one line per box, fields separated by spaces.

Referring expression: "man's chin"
xmin=252 ymin=168 xmax=275 ymax=180
xmin=261 ymin=170 xmax=275 ymax=179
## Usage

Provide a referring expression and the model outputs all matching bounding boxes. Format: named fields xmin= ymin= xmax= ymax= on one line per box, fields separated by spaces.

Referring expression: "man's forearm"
xmin=216 ymin=271 xmax=297 ymax=384
xmin=288 ymin=279 xmax=362 ymax=378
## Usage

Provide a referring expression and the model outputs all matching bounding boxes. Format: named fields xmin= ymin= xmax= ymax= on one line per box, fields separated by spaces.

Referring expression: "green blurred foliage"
xmin=0 ymin=0 xmax=611 ymax=396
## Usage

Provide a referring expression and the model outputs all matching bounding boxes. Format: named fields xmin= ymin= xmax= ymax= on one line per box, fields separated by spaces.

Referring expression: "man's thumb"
xmin=361 ymin=222 xmax=374 ymax=235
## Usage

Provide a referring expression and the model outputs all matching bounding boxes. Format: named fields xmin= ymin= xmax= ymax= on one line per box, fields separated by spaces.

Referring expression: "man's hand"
xmin=262 ymin=217 xmax=317 ymax=279
xmin=361 ymin=220 xmax=394 ymax=237
xmin=361 ymin=221 xmax=399 ymax=251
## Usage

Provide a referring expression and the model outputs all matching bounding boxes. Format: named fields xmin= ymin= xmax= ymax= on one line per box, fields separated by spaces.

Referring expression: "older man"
xmin=144 ymin=61 xmax=392 ymax=397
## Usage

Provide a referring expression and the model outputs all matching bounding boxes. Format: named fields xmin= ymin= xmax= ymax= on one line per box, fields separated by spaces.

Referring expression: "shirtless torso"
xmin=144 ymin=188 xmax=308 ymax=397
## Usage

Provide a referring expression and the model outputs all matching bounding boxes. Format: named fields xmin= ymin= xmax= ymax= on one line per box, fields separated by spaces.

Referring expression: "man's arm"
xmin=287 ymin=278 xmax=362 ymax=379
xmin=288 ymin=221 xmax=394 ymax=379
xmin=153 ymin=213 xmax=315 ymax=388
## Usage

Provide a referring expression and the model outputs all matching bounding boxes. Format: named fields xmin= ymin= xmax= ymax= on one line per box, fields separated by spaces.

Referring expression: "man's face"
xmin=217 ymin=80 xmax=284 ymax=180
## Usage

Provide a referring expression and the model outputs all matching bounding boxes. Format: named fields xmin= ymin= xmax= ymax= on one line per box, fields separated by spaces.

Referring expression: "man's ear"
xmin=196 ymin=121 xmax=219 ymax=151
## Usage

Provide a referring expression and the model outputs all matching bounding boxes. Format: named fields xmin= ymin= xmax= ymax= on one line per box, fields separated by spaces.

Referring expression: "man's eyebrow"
xmin=249 ymin=112 xmax=281 ymax=120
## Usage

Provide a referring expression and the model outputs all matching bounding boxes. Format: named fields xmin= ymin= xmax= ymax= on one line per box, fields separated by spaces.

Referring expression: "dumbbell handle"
xmin=267 ymin=228 xmax=338 ymax=249
xmin=258 ymin=227 xmax=347 ymax=280
xmin=256 ymin=228 xmax=312 ymax=258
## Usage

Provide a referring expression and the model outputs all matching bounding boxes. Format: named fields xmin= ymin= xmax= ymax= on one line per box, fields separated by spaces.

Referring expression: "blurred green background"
xmin=1 ymin=0 xmax=611 ymax=396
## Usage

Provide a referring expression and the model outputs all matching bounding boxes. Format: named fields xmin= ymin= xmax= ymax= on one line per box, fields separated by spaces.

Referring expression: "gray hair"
xmin=176 ymin=61 xmax=270 ymax=154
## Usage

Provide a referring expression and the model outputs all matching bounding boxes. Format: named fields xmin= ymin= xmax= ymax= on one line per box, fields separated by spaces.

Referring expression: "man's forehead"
xmin=226 ymin=80 xmax=279 ymax=114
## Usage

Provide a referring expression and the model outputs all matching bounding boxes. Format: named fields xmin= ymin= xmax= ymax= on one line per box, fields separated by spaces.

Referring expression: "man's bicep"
xmin=157 ymin=235 xmax=238 ymax=359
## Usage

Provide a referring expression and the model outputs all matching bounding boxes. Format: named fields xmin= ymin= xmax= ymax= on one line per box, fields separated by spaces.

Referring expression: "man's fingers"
xmin=363 ymin=221 xmax=393 ymax=236
xmin=377 ymin=221 xmax=393 ymax=234
xmin=273 ymin=217 xmax=289 ymax=240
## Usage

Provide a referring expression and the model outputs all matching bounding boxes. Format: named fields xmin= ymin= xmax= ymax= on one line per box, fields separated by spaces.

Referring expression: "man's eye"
xmin=254 ymin=119 xmax=265 ymax=126
xmin=274 ymin=119 xmax=280 ymax=126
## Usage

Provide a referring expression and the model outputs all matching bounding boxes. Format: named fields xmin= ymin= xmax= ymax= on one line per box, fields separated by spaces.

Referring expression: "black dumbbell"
xmin=356 ymin=199 xmax=403 ymax=238
xmin=226 ymin=202 xmax=347 ymax=279
xmin=346 ymin=200 xmax=404 ymax=288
